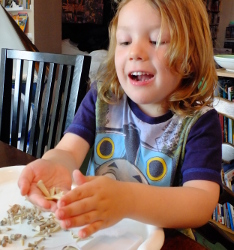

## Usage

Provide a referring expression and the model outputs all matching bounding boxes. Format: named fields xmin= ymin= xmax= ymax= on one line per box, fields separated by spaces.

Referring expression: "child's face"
xmin=115 ymin=0 xmax=182 ymax=116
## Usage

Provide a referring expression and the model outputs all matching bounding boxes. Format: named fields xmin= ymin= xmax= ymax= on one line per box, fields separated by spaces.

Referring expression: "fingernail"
xmin=65 ymin=219 xmax=71 ymax=227
xmin=58 ymin=210 xmax=64 ymax=219
xmin=58 ymin=200 xmax=65 ymax=208
xmin=79 ymin=231 xmax=86 ymax=238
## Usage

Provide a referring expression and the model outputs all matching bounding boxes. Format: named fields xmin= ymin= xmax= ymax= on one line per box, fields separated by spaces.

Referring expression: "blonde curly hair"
xmin=97 ymin=0 xmax=217 ymax=117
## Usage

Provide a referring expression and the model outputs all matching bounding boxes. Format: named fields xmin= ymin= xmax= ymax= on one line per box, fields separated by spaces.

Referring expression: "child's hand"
xmin=55 ymin=170 xmax=129 ymax=238
xmin=18 ymin=159 xmax=72 ymax=212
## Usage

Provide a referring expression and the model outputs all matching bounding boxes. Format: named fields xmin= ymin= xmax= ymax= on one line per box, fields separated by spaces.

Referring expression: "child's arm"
xmin=43 ymin=133 xmax=90 ymax=175
xmin=125 ymin=179 xmax=219 ymax=227
xmin=55 ymin=172 xmax=219 ymax=239
xmin=18 ymin=133 xmax=90 ymax=211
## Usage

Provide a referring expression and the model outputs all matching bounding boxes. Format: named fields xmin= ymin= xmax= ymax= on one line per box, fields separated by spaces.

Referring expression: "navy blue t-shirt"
xmin=65 ymin=84 xmax=222 ymax=187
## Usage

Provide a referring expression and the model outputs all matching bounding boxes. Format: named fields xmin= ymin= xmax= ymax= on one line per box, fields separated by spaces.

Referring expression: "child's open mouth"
xmin=129 ymin=72 xmax=154 ymax=82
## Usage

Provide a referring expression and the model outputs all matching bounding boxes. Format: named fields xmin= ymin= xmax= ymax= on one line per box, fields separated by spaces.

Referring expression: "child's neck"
xmin=137 ymin=103 xmax=169 ymax=118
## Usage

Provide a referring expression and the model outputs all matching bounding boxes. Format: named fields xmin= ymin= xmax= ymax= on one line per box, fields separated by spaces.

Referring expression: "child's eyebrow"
xmin=116 ymin=25 xmax=130 ymax=31
xmin=116 ymin=24 xmax=162 ymax=32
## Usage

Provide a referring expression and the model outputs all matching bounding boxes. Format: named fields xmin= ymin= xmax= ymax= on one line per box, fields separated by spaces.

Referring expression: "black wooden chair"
xmin=195 ymin=97 xmax=234 ymax=249
xmin=0 ymin=48 xmax=91 ymax=158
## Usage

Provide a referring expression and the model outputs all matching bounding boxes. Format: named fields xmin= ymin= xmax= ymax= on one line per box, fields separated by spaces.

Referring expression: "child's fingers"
xmin=78 ymin=220 xmax=104 ymax=239
xmin=73 ymin=169 xmax=86 ymax=185
xmin=26 ymin=193 xmax=55 ymax=211
xmin=73 ymin=169 xmax=96 ymax=185
xmin=58 ymin=210 xmax=99 ymax=230
xmin=56 ymin=194 xmax=98 ymax=219
xmin=18 ymin=179 xmax=31 ymax=196
xmin=57 ymin=179 xmax=96 ymax=208
xmin=18 ymin=166 xmax=34 ymax=195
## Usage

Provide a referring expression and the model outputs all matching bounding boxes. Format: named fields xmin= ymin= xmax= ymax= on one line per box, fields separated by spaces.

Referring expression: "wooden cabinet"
xmin=1 ymin=0 xmax=61 ymax=53
xmin=203 ymin=0 xmax=221 ymax=47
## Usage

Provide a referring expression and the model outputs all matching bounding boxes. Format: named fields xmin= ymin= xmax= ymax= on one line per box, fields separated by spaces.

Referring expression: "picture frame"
xmin=62 ymin=0 xmax=104 ymax=24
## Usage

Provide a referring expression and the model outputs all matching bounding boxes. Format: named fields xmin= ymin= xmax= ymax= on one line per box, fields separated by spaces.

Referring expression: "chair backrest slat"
xmin=11 ymin=59 xmax=24 ymax=147
xmin=0 ymin=48 xmax=91 ymax=158
xmin=57 ymin=65 xmax=73 ymax=142
xmin=0 ymin=50 xmax=12 ymax=143
xmin=65 ymin=56 xmax=89 ymax=130
xmin=20 ymin=60 xmax=35 ymax=152
xmin=47 ymin=64 xmax=64 ymax=150
xmin=36 ymin=63 xmax=57 ymax=158
xmin=213 ymin=97 xmax=234 ymax=120
xmin=27 ymin=61 xmax=46 ymax=156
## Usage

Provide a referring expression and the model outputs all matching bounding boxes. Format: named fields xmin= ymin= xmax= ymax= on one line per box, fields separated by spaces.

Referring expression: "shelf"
xmin=6 ymin=8 xmax=31 ymax=12
xmin=5 ymin=7 xmax=31 ymax=12
xmin=3 ymin=0 xmax=31 ymax=12
xmin=5 ymin=6 xmax=24 ymax=11
xmin=210 ymin=219 xmax=234 ymax=240
xmin=217 ymin=68 xmax=234 ymax=78
xmin=211 ymin=219 xmax=234 ymax=235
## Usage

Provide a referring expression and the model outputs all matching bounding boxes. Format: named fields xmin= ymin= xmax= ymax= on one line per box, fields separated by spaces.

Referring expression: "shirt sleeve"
xmin=181 ymin=109 xmax=222 ymax=185
xmin=64 ymin=83 xmax=97 ymax=146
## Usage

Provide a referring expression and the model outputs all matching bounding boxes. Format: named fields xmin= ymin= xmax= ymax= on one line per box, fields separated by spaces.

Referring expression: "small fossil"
xmin=37 ymin=180 xmax=64 ymax=200
xmin=8 ymin=204 xmax=21 ymax=214
xmin=21 ymin=237 xmax=24 ymax=246
xmin=45 ymin=192 xmax=64 ymax=200
xmin=37 ymin=180 xmax=50 ymax=197
xmin=50 ymin=187 xmax=55 ymax=196
xmin=34 ymin=237 xmax=45 ymax=245
xmin=0 ymin=203 xmax=79 ymax=249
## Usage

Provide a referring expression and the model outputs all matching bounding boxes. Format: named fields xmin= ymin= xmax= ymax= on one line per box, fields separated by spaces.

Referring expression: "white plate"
xmin=214 ymin=55 xmax=234 ymax=72
xmin=0 ymin=166 xmax=164 ymax=250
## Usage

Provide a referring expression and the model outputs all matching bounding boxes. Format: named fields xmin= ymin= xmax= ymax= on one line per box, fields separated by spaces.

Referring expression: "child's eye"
xmin=120 ymin=41 xmax=131 ymax=46
xmin=150 ymin=41 xmax=168 ymax=46
xmin=150 ymin=41 xmax=158 ymax=45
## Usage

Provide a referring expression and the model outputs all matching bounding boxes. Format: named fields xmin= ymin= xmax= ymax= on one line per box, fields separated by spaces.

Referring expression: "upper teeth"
xmin=131 ymin=72 xmax=150 ymax=76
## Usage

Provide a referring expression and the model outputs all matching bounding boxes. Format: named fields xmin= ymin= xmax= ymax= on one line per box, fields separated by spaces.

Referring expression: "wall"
xmin=1 ymin=0 xmax=62 ymax=53
xmin=216 ymin=0 xmax=234 ymax=48
xmin=0 ymin=6 xmax=25 ymax=52
xmin=34 ymin=0 xmax=61 ymax=53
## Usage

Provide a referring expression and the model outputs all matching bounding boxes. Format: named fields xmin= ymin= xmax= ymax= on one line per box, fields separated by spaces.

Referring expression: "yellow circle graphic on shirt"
xmin=147 ymin=157 xmax=167 ymax=181
xmin=97 ymin=138 xmax=114 ymax=159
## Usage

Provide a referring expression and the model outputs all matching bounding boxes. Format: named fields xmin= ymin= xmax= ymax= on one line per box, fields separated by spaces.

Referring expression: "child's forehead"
xmin=117 ymin=0 xmax=162 ymax=26
xmin=116 ymin=0 xmax=172 ymax=36
xmin=117 ymin=0 xmax=185 ymax=28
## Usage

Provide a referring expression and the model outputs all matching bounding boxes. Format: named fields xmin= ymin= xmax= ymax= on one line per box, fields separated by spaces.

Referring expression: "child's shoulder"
xmin=177 ymin=106 xmax=216 ymax=122
xmin=174 ymin=106 xmax=219 ymax=135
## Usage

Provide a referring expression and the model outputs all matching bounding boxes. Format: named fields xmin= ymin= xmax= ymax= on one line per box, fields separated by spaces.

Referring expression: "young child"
xmin=18 ymin=0 xmax=222 ymax=240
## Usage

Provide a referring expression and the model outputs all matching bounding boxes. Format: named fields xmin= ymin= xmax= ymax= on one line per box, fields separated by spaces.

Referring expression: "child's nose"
xmin=129 ymin=42 xmax=148 ymax=61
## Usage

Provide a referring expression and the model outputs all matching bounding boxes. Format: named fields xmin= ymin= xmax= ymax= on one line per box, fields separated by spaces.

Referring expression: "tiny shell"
xmin=62 ymin=246 xmax=78 ymax=250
